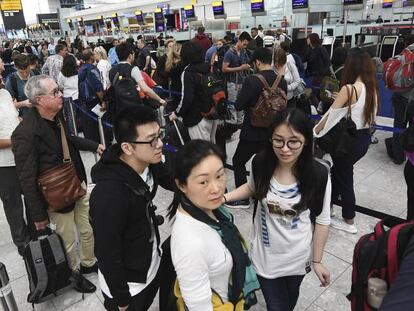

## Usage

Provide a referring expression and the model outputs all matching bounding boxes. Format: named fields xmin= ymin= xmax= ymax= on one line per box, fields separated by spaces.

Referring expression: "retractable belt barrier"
xmin=68 ymin=87 xmax=406 ymax=223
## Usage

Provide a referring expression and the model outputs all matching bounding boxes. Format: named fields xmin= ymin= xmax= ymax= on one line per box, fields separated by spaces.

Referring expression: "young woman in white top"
xmin=0 ymin=58 xmax=29 ymax=256
xmin=169 ymin=140 xmax=259 ymax=311
xmin=274 ymin=48 xmax=302 ymax=107
xmin=224 ymin=109 xmax=331 ymax=311
xmin=57 ymin=54 xmax=79 ymax=135
xmin=94 ymin=46 xmax=112 ymax=89
xmin=314 ymin=48 xmax=379 ymax=234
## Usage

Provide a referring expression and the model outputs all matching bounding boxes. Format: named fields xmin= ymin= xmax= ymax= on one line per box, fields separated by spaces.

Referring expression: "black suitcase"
xmin=24 ymin=229 xmax=73 ymax=304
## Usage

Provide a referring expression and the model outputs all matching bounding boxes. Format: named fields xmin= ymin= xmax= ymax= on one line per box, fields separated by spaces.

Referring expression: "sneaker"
xmin=72 ymin=271 xmax=96 ymax=293
xmin=80 ymin=262 xmax=98 ymax=274
xmin=330 ymin=218 xmax=358 ymax=234
xmin=225 ymin=200 xmax=250 ymax=209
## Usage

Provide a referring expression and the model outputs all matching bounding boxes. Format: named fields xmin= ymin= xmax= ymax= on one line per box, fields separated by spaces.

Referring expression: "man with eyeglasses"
xmin=89 ymin=105 xmax=175 ymax=311
xmin=11 ymin=75 xmax=105 ymax=293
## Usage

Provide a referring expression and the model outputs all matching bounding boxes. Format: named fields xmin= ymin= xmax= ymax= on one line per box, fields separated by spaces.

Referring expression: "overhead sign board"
xmin=135 ymin=10 xmax=144 ymax=23
xmin=212 ymin=1 xmax=226 ymax=19
xmin=60 ymin=0 xmax=83 ymax=8
xmin=383 ymin=0 xmax=393 ymax=8
xmin=251 ymin=0 xmax=266 ymax=16
xmin=344 ymin=0 xmax=364 ymax=9
xmin=112 ymin=13 xmax=120 ymax=27
xmin=37 ymin=13 xmax=60 ymax=30
xmin=1 ymin=0 xmax=26 ymax=30
xmin=292 ymin=0 xmax=309 ymax=12
xmin=154 ymin=8 xmax=164 ymax=21
xmin=184 ymin=5 xmax=196 ymax=19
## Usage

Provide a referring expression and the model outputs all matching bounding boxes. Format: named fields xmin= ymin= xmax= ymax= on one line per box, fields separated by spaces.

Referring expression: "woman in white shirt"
xmin=94 ymin=46 xmax=112 ymax=89
xmin=274 ymin=48 xmax=302 ymax=107
xmin=224 ymin=108 xmax=331 ymax=311
xmin=169 ymin=140 xmax=259 ymax=311
xmin=314 ymin=48 xmax=378 ymax=234
xmin=57 ymin=54 xmax=79 ymax=135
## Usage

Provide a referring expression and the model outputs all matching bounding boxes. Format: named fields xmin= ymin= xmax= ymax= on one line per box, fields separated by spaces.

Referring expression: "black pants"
xmin=331 ymin=129 xmax=371 ymax=220
xmin=0 ymin=166 xmax=30 ymax=256
xmin=103 ymin=271 xmax=160 ymax=311
xmin=405 ymin=160 xmax=414 ymax=221
xmin=233 ymin=139 xmax=267 ymax=188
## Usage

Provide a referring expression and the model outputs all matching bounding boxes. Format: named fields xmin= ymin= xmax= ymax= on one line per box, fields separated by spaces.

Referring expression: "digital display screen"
xmin=383 ymin=37 xmax=397 ymax=45
xmin=98 ymin=16 xmax=104 ymax=26
xmin=184 ymin=5 xmax=195 ymax=19
xmin=383 ymin=0 xmax=392 ymax=8
xmin=155 ymin=20 xmax=164 ymax=32
xmin=343 ymin=0 xmax=363 ymax=5
xmin=212 ymin=1 xmax=225 ymax=16
xmin=251 ymin=0 xmax=265 ymax=13
xmin=154 ymin=9 xmax=164 ymax=21
xmin=292 ymin=0 xmax=308 ymax=9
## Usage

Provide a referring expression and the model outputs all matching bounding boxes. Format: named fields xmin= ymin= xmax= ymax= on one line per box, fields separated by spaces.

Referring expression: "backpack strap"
xmin=270 ymin=74 xmax=282 ymax=91
xmin=28 ymin=240 xmax=49 ymax=302
xmin=48 ymin=233 xmax=66 ymax=265
xmin=254 ymin=73 xmax=270 ymax=88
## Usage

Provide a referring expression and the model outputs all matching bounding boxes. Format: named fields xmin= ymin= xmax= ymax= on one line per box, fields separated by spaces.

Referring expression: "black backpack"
xmin=104 ymin=71 xmax=141 ymax=121
xmin=197 ymin=72 xmax=227 ymax=120
xmin=24 ymin=229 xmax=73 ymax=304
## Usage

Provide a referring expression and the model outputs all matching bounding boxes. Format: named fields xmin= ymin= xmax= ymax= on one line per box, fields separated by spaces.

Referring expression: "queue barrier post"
xmin=68 ymin=100 xmax=78 ymax=136
xmin=97 ymin=116 xmax=106 ymax=149
xmin=0 ymin=262 xmax=18 ymax=311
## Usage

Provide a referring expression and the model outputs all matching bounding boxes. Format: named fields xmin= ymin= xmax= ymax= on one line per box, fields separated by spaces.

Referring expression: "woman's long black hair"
xmin=167 ymin=139 xmax=225 ymax=220
xmin=254 ymin=108 xmax=317 ymax=212
xmin=61 ymin=54 xmax=78 ymax=77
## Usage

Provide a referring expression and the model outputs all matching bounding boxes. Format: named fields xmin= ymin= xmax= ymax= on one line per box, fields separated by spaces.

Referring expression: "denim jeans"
xmin=258 ymin=274 xmax=305 ymax=311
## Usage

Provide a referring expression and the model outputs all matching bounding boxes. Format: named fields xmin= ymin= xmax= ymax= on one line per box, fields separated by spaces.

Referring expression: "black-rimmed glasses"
xmin=127 ymin=131 xmax=165 ymax=148
xmin=271 ymin=138 xmax=304 ymax=150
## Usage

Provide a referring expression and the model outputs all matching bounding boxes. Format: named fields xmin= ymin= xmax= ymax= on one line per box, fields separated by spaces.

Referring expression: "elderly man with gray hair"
xmin=11 ymin=75 xmax=104 ymax=293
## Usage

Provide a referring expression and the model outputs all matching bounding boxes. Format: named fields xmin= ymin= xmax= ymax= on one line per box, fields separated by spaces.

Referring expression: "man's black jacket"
xmin=11 ymin=108 xmax=98 ymax=222
xmin=89 ymin=145 xmax=175 ymax=307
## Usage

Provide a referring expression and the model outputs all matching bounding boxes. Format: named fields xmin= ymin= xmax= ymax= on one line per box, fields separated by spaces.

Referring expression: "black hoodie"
xmin=89 ymin=145 xmax=175 ymax=306
xmin=176 ymin=61 xmax=210 ymax=127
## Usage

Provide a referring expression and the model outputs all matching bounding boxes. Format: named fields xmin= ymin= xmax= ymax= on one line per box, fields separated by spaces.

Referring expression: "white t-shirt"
xmin=0 ymin=89 xmax=20 ymax=167
xmin=171 ymin=210 xmax=233 ymax=311
xmin=98 ymin=167 xmax=161 ymax=298
xmin=97 ymin=59 xmax=112 ymax=90
xmin=248 ymin=168 xmax=331 ymax=279
xmin=57 ymin=73 xmax=79 ymax=100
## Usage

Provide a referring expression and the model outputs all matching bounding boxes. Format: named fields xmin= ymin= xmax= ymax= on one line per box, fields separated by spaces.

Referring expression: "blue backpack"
xmin=78 ymin=69 xmax=96 ymax=103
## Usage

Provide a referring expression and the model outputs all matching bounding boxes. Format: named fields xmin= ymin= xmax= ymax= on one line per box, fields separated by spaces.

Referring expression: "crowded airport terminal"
xmin=1 ymin=0 xmax=414 ymax=310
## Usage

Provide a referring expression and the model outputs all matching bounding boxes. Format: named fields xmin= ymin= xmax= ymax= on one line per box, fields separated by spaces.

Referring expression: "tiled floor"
xmin=0 ymin=117 xmax=407 ymax=311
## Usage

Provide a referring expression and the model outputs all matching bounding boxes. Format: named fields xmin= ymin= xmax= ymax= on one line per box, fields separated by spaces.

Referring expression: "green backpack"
xmin=319 ymin=66 xmax=343 ymax=106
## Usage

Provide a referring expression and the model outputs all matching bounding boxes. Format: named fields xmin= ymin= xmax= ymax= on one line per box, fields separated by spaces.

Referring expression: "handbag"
xmin=317 ymin=85 xmax=358 ymax=158
xmin=37 ymin=121 xmax=86 ymax=212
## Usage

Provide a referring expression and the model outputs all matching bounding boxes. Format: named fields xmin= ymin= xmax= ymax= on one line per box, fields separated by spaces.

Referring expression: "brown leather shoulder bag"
xmin=37 ymin=121 xmax=86 ymax=212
